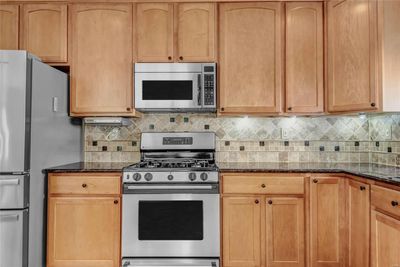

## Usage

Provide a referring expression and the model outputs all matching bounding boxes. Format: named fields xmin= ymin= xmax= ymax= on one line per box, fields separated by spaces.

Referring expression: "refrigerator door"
xmin=0 ymin=209 xmax=28 ymax=267
xmin=0 ymin=175 xmax=29 ymax=209
xmin=0 ymin=51 xmax=30 ymax=173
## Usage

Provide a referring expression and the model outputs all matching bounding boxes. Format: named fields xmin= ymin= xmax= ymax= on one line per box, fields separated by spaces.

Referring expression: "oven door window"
xmin=142 ymin=81 xmax=193 ymax=100
xmin=138 ymin=200 xmax=203 ymax=240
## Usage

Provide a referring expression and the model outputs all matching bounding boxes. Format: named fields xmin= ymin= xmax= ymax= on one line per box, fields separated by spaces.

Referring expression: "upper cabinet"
xmin=136 ymin=3 xmax=174 ymax=62
xmin=286 ymin=2 xmax=324 ymax=114
xmin=177 ymin=3 xmax=216 ymax=62
xmin=327 ymin=0 xmax=379 ymax=112
xmin=70 ymin=3 xmax=136 ymax=116
xmin=219 ymin=2 xmax=283 ymax=115
xmin=136 ymin=3 xmax=216 ymax=62
xmin=0 ymin=5 xmax=19 ymax=50
xmin=21 ymin=4 xmax=68 ymax=63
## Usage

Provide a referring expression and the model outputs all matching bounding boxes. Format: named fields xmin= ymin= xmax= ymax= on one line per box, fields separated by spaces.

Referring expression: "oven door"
xmin=134 ymin=72 xmax=201 ymax=110
xmin=122 ymin=192 xmax=220 ymax=258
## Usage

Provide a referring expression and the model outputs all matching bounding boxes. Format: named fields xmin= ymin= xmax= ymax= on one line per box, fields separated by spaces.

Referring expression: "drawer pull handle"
xmin=268 ymin=200 xmax=273 ymax=205
xmin=114 ymin=200 xmax=119 ymax=204
xmin=360 ymin=186 xmax=366 ymax=191
xmin=313 ymin=179 xmax=318 ymax=183
xmin=82 ymin=183 xmax=87 ymax=188
xmin=261 ymin=184 xmax=266 ymax=188
xmin=255 ymin=199 xmax=259 ymax=204
xmin=391 ymin=201 xmax=399 ymax=207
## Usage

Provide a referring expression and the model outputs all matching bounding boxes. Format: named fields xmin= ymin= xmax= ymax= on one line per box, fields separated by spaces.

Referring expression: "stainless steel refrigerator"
xmin=0 ymin=51 xmax=82 ymax=267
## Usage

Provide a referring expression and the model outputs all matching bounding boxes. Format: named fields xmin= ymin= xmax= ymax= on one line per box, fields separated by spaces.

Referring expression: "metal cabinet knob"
xmin=261 ymin=184 xmax=266 ymax=188
xmin=114 ymin=200 xmax=119 ymax=204
xmin=255 ymin=199 xmax=259 ymax=204
xmin=126 ymin=107 xmax=131 ymax=111
xmin=268 ymin=200 xmax=273 ymax=205
xmin=288 ymin=107 xmax=292 ymax=111
xmin=168 ymin=56 xmax=172 ymax=60
xmin=313 ymin=179 xmax=318 ymax=184
xmin=371 ymin=103 xmax=376 ymax=107
xmin=221 ymin=107 xmax=225 ymax=111
xmin=360 ymin=186 xmax=366 ymax=191
xmin=391 ymin=200 xmax=399 ymax=207
xmin=82 ymin=183 xmax=87 ymax=188
xmin=179 ymin=56 xmax=183 ymax=60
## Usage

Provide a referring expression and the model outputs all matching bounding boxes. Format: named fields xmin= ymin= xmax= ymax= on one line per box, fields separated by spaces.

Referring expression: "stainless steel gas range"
xmin=121 ymin=132 xmax=220 ymax=267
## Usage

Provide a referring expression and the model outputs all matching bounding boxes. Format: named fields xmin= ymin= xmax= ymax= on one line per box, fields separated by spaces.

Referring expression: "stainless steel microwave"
xmin=134 ymin=63 xmax=216 ymax=112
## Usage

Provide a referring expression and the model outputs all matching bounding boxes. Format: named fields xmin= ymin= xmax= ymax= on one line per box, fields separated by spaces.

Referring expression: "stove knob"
xmin=144 ymin=173 xmax=153 ymax=181
xmin=167 ymin=174 xmax=174 ymax=181
xmin=133 ymin=173 xmax=141 ymax=181
xmin=200 ymin=173 xmax=208 ymax=181
xmin=188 ymin=173 xmax=197 ymax=181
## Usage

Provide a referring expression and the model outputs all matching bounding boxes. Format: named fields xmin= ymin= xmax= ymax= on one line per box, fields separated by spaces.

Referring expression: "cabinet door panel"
xmin=137 ymin=3 xmax=173 ymax=62
xmin=371 ymin=211 xmax=400 ymax=267
xmin=219 ymin=2 xmax=283 ymax=115
xmin=21 ymin=4 xmax=67 ymax=63
xmin=348 ymin=180 xmax=370 ymax=267
xmin=328 ymin=0 xmax=379 ymax=112
xmin=310 ymin=177 xmax=346 ymax=267
xmin=0 ymin=5 xmax=19 ymax=50
xmin=70 ymin=4 xmax=134 ymax=116
xmin=286 ymin=2 xmax=323 ymax=113
xmin=223 ymin=196 xmax=262 ymax=267
xmin=177 ymin=3 xmax=216 ymax=62
xmin=47 ymin=197 xmax=120 ymax=267
xmin=266 ymin=198 xmax=305 ymax=267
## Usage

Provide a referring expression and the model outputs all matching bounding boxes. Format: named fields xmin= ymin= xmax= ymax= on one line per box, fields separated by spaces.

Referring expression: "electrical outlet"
xmin=282 ymin=128 xmax=289 ymax=139
xmin=396 ymin=154 xmax=400 ymax=166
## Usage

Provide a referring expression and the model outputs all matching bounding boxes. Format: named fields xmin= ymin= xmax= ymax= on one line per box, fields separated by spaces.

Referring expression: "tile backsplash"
xmin=84 ymin=113 xmax=400 ymax=167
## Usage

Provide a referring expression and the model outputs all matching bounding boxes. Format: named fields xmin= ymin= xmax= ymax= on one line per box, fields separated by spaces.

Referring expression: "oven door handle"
xmin=126 ymin=185 xmax=214 ymax=190
xmin=197 ymin=73 xmax=202 ymax=106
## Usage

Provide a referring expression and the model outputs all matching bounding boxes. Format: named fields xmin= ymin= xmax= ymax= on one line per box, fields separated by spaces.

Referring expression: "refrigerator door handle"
xmin=0 ymin=179 xmax=20 ymax=186
xmin=0 ymin=214 xmax=19 ymax=220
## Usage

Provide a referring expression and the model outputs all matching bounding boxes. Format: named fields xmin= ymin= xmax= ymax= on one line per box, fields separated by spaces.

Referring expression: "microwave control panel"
xmin=203 ymin=64 xmax=215 ymax=106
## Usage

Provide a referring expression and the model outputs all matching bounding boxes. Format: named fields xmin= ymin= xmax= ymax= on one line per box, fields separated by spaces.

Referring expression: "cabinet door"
xmin=47 ymin=197 xmax=121 ymax=267
xmin=177 ymin=3 xmax=216 ymax=62
xmin=348 ymin=180 xmax=370 ymax=267
xmin=327 ymin=0 xmax=379 ymax=112
xmin=137 ymin=3 xmax=173 ymax=62
xmin=265 ymin=198 xmax=305 ymax=267
xmin=21 ymin=4 xmax=67 ymax=63
xmin=219 ymin=3 xmax=283 ymax=115
xmin=371 ymin=210 xmax=400 ymax=267
xmin=310 ymin=177 xmax=346 ymax=267
xmin=0 ymin=5 xmax=19 ymax=49
xmin=223 ymin=196 xmax=262 ymax=267
xmin=70 ymin=4 xmax=134 ymax=116
xmin=286 ymin=2 xmax=323 ymax=113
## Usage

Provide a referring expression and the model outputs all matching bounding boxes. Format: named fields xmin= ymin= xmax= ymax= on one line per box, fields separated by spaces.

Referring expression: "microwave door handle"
xmin=197 ymin=74 xmax=202 ymax=106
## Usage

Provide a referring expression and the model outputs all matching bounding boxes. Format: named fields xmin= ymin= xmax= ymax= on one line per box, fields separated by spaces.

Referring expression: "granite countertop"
xmin=45 ymin=161 xmax=400 ymax=186
xmin=218 ymin=162 xmax=400 ymax=186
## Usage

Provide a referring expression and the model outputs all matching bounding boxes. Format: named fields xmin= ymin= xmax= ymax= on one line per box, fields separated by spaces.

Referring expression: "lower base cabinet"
xmin=47 ymin=173 xmax=121 ymax=267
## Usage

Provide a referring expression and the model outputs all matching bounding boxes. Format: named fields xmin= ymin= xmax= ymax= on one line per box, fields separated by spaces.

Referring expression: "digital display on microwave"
xmin=142 ymin=81 xmax=193 ymax=100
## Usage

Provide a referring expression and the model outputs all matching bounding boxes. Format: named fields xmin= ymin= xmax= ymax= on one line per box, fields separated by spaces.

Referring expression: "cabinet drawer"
xmin=222 ymin=174 xmax=304 ymax=194
xmin=371 ymin=185 xmax=400 ymax=218
xmin=49 ymin=173 xmax=121 ymax=195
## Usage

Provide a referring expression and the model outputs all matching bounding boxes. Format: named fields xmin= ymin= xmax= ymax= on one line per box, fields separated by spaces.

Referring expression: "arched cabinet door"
xmin=21 ymin=4 xmax=67 ymax=63
xmin=0 ymin=5 xmax=19 ymax=50
xmin=219 ymin=2 xmax=283 ymax=115
xmin=177 ymin=3 xmax=216 ymax=62
xmin=136 ymin=3 xmax=174 ymax=62
xmin=70 ymin=4 xmax=135 ymax=116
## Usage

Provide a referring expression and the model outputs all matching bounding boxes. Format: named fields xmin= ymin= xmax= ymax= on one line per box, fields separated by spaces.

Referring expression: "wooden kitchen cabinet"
xmin=285 ymin=2 xmax=324 ymax=114
xmin=20 ymin=4 xmax=67 ymax=63
xmin=310 ymin=176 xmax=346 ymax=267
xmin=222 ymin=196 xmax=262 ymax=267
xmin=0 ymin=4 xmax=19 ymax=50
xmin=47 ymin=173 xmax=121 ymax=267
xmin=265 ymin=197 xmax=305 ymax=267
xmin=371 ymin=210 xmax=400 ymax=267
xmin=136 ymin=3 xmax=216 ymax=62
xmin=176 ymin=3 xmax=216 ymax=62
xmin=136 ymin=3 xmax=174 ymax=62
xmin=347 ymin=180 xmax=370 ymax=267
xmin=218 ymin=2 xmax=283 ymax=115
xmin=327 ymin=0 xmax=379 ymax=112
xmin=70 ymin=3 xmax=136 ymax=116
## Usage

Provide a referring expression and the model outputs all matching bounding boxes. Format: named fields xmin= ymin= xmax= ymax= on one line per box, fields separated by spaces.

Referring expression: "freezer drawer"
xmin=122 ymin=258 xmax=219 ymax=267
xmin=0 ymin=209 xmax=28 ymax=267
xmin=0 ymin=175 xmax=29 ymax=209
